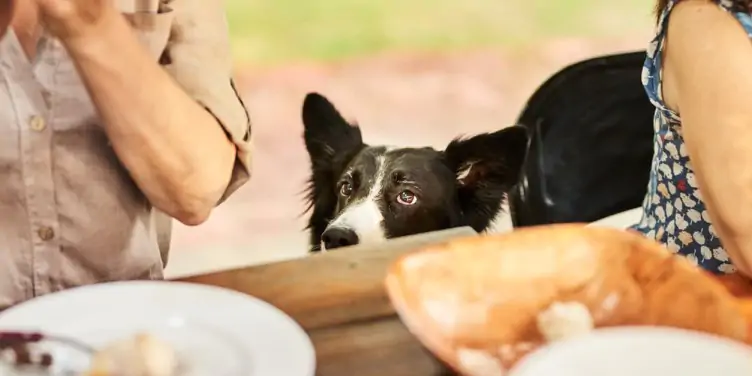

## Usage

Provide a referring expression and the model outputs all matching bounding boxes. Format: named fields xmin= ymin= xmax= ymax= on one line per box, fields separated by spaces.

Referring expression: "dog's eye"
xmin=339 ymin=182 xmax=353 ymax=196
xmin=396 ymin=190 xmax=418 ymax=205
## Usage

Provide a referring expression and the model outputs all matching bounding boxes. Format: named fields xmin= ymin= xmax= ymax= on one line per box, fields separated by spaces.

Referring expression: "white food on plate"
xmin=456 ymin=347 xmax=506 ymax=376
xmin=83 ymin=333 xmax=177 ymax=376
xmin=536 ymin=302 xmax=594 ymax=342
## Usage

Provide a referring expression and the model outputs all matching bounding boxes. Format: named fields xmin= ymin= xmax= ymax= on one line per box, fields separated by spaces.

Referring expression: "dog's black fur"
xmin=302 ymin=92 xmax=529 ymax=252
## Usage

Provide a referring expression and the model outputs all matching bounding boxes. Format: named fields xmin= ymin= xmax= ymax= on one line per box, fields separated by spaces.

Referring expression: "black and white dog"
xmin=302 ymin=92 xmax=529 ymax=252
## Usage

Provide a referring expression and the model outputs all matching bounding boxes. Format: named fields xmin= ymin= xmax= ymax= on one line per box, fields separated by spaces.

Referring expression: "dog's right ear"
xmin=302 ymin=92 xmax=364 ymax=163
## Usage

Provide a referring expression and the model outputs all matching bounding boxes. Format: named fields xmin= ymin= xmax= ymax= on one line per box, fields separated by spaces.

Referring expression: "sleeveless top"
xmin=636 ymin=0 xmax=752 ymax=274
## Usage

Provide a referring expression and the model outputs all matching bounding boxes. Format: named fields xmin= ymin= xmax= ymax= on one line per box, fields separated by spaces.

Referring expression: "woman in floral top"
xmin=636 ymin=0 xmax=752 ymax=276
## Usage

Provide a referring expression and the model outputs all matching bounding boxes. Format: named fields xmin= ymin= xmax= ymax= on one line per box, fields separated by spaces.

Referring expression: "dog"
xmin=302 ymin=92 xmax=529 ymax=252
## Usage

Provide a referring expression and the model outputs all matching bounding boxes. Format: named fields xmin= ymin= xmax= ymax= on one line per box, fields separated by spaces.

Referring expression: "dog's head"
xmin=302 ymin=92 xmax=529 ymax=252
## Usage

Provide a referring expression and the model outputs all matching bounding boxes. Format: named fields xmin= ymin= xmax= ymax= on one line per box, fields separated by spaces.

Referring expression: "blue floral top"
xmin=636 ymin=0 xmax=752 ymax=274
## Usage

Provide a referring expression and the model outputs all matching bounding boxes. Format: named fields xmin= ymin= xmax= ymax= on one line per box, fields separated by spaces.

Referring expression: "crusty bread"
xmin=385 ymin=224 xmax=752 ymax=375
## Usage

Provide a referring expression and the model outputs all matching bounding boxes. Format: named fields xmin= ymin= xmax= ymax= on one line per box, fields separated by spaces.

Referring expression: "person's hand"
xmin=0 ymin=0 xmax=14 ymax=39
xmin=33 ymin=0 xmax=118 ymax=43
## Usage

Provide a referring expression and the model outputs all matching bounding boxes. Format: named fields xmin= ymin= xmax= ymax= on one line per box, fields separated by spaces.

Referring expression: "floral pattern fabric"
xmin=636 ymin=0 xmax=752 ymax=274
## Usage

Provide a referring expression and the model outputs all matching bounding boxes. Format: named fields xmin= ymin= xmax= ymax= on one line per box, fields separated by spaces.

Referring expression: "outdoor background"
xmin=166 ymin=0 xmax=656 ymax=275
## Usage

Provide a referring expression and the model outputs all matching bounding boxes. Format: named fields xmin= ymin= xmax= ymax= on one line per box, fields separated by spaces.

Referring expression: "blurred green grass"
xmin=226 ymin=0 xmax=655 ymax=65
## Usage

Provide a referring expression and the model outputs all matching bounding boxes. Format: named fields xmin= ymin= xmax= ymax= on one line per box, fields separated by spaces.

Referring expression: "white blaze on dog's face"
xmin=323 ymin=154 xmax=390 ymax=249
xmin=301 ymin=92 xmax=530 ymax=252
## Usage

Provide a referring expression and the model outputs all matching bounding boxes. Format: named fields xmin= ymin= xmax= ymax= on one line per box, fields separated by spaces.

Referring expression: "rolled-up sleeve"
xmin=161 ymin=0 xmax=252 ymax=202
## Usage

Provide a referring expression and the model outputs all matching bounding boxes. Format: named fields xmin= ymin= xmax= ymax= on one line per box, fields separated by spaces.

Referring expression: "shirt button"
xmin=37 ymin=226 xmax=55 ymax=241
xmin=29 ymin=115 xmax=46 ymax=132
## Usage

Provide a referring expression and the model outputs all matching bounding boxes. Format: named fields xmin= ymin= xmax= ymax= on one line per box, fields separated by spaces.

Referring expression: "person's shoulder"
xmin=671 ymin=0 xmax=751 ymax=27
xmin=673 ymin=0 xmax=750 ymax=12
xmin=672 ymin=0 xmax=733 ymax=17
xmin=660 ymin=0 xmax=752 ymax=115
xmin=668 ymin=0 xmax=751 ymax=50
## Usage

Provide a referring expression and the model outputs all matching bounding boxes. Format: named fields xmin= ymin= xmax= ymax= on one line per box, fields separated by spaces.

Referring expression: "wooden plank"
xmin=176 ymin=227 xmax=477 ymax=330
xmin=309 ymin=317 xmax=453 ymax=376
xmin=177 ymin=227 xmax=474 ymax=375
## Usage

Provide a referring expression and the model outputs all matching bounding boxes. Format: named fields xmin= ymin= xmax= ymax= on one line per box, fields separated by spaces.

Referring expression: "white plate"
xmin=587 ymin=207 xmax=643 ymax=229
xmin=510 ymin=327 xmax=752 ymax=376
xmin=0 ymin=281 xmax=316 ymax=376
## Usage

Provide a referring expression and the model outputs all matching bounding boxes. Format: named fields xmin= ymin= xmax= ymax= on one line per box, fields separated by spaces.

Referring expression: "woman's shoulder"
xmin=643 ymin=0 xmax=752 ymax=117
xmin=658 ymin=1 xmax=752 ymax=34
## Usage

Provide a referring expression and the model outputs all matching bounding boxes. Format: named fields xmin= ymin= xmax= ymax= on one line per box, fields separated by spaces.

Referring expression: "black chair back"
xmin=508 ymin=51 xmax=655 ymax=227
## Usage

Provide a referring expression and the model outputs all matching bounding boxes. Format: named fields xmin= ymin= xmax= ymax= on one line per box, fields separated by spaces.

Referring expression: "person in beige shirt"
xmin=0 ymin=0 xmax=252 ymax=308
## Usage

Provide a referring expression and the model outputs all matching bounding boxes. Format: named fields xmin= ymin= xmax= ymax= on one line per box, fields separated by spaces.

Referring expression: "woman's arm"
xmin=663 ymin=0 xmax=752 ymax=275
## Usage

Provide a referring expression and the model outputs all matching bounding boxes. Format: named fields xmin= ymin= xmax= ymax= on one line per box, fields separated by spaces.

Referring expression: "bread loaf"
xmin=385 ymin=225 xmax=751 ymax=375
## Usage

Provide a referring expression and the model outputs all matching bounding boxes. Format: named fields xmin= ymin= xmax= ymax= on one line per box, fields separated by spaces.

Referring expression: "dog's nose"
xmin=322 ymin=227 xmax=359 ymax=250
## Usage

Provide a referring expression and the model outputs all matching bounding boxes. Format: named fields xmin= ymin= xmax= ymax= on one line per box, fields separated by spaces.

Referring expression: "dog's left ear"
xmin=443 ymin=125 xmax=529 ymax=231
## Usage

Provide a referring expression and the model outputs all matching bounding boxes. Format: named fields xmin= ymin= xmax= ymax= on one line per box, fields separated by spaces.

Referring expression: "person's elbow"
xmin=166 ymin=161 xmax=234 ymax=226
xmin=713 ymin=217 xmax=752 ymax=278
xmin=168 ymin=188 xmax=217 ymax=226
xmin=172 ymin=200 xmax=213 ymax=226
xmin=731 ymin=252 xmax=752 ymax=279
xmin=730 ymin=254 xmax=752 ymax=279
xmin=736 ymin=264 xmax=752 ymax=279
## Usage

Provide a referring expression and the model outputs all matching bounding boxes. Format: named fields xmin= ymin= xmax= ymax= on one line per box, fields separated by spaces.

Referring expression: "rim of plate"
xmin=0 ymin=281 xmax=316 ymax=376
xmin=510 ymin=326 xmax=752 ymax=376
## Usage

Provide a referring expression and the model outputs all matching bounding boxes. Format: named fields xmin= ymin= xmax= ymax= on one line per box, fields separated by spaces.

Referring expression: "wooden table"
xmin=175 ymin=227 xmax=478 ymax=376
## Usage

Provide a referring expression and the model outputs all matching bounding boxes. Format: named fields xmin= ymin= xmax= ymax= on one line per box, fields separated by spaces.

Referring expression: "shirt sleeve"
xmin=160 ymin=0 xmax=252 ymax=203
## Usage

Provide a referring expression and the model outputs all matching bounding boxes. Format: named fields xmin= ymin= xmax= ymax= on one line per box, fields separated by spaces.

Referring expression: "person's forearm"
xmin=62 ymin=9 xmax=236 ymax=225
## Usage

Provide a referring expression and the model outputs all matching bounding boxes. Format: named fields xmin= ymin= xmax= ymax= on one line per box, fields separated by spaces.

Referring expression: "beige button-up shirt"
xmin=0 ymin=0 xmax=252 ymax=308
